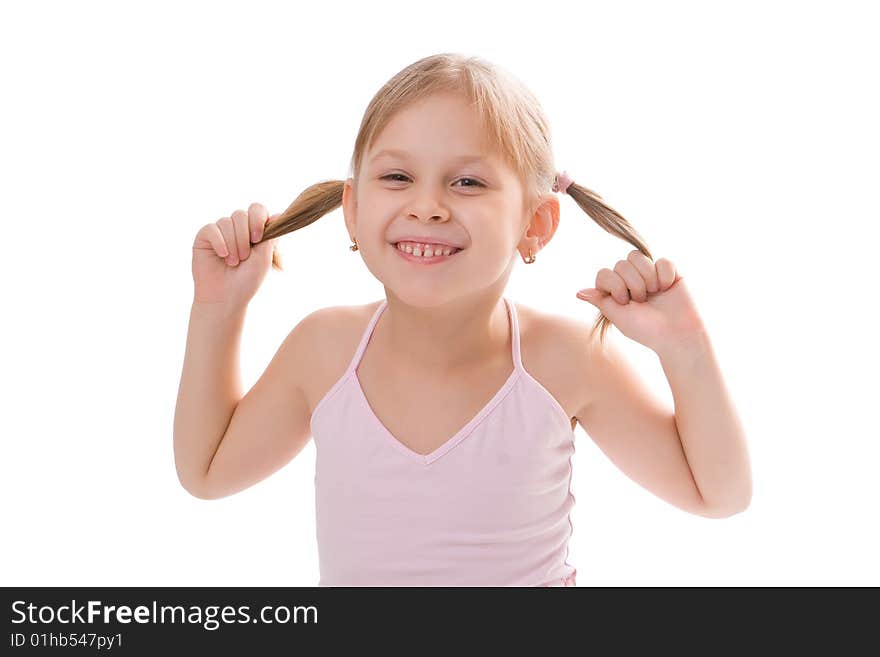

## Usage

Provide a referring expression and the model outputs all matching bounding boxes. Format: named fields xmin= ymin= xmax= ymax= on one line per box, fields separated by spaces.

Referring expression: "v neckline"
xmin=352 ymin=297 xmax=523 ymax=466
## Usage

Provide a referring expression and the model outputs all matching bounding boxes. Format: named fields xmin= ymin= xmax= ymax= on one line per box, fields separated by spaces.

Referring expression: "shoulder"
xmin=513 ymin=299 xmax=602 ymax=363
xmin=294 ymin=300 xmax=384 ymax=411
xmin=294 ymin=300 xmax=382 ymax=347
xmin=513 ymin=299 xmax=605 ymax=419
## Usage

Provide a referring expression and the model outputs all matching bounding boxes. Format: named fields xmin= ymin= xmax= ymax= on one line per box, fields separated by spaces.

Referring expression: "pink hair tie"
xmin=552 ymin=170 xmax=574 ymax=194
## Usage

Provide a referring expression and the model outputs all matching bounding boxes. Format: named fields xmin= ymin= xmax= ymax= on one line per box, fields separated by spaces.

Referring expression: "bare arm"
xmin=173 ymin=301 xmax=319 ymax=499
xmin=572 ymin=326 xmax=751 ymax=519
xmin=656 ymin=330 xmax=752 ymax=516
xmin=173 ymin=302 xmax=247 ymax=495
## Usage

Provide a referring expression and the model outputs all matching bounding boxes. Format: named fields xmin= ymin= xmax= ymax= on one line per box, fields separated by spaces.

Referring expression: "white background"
xmin=1 ymin=0 xmax=877 ymax=586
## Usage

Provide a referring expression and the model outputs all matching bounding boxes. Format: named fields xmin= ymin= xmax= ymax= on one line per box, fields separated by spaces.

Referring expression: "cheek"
xmin=480 ymin=219 xmax=521 ymax=250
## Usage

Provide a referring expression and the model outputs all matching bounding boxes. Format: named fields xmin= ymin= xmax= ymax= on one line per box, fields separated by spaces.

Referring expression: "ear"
xmin=342 ymin=177 xmax=356 ymax=238
xmin=518 ymin=193 xmax=560 ymax=256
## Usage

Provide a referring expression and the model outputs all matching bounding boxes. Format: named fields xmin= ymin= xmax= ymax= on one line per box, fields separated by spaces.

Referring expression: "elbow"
xmin=181 ymin=482 xmax=222 ymax=500
xmin=699 ymin=496 xmax=751 ymax=519
xmin=182 ymin=484 xmax=217 ymax=500
xmin=695 ymin=478 xmax=753 ymax=519
xmin=701 ymin=505 xmax=748 ymax=519
xmin=176 ymin=470 xmax=218 ymax=501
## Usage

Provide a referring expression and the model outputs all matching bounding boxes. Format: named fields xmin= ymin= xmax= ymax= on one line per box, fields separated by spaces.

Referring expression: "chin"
xmin=383 ymin=286 xmax=463 ymax=309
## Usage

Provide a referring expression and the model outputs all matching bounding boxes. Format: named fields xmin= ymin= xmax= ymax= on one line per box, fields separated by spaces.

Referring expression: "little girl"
xmin=174 ymin=53 xmax=752 ymax=587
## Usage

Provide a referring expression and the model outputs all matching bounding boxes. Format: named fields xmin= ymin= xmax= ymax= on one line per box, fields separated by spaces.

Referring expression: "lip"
xmin=390 ymin=237 xmax=465 ymax=249
xmin=391 ymin=242 xmax=462 ymax=265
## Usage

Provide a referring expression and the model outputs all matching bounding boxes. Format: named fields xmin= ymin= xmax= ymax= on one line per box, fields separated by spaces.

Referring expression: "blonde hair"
xmin=260 ymin=52 xmax=653 ymax=345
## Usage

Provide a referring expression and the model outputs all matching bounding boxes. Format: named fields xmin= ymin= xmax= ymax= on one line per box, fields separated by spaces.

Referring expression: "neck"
xmin=378 ymin=287 xmax=511 ymax=373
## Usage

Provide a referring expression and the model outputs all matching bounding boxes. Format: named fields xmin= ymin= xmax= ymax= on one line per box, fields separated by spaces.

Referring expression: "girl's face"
xmin=343 ymin=93 xmax=533 ymax=306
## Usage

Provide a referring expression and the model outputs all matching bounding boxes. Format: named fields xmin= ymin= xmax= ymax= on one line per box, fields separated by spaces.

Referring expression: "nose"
xmin=408 ymin=196 xmax=450 ymax=223
xmin=419 ymin=214 xmax=445 ymax=222
xmin=410 ymin=209 xmax=449 ymax=223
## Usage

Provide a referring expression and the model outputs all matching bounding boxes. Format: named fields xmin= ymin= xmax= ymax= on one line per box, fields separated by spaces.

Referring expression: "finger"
xmin=656 ymin=258 xmax=677 ymax=291
xmin=263 ymin=213 xmax=281 ymax=242
xmin=198 ymin=223 xmax=229 ymax=258
xmin=248 ymin=202 xmax=269 ymax=243
xmin=216 ymin=217 xmax=238 ymax=265
xmin=627 ymin=249 xmax=659 ymax=294
xmin=613 ymin=260 xmax=646 ymax=303
xmin=230 ymin=209 xmax=251 ymax=261
xmin=596 ymin=268 xmax=631 ymax=305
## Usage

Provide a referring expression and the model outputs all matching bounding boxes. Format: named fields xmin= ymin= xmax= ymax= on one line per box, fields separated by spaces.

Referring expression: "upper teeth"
xmin=396 ymin=241 xmax=460 ymax=257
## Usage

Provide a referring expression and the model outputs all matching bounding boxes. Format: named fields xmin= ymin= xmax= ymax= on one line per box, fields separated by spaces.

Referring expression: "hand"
xmin=576 ymin=251 xmax=706 ymax=354
xmin=191 ymin=203 xmax=280 ymax=308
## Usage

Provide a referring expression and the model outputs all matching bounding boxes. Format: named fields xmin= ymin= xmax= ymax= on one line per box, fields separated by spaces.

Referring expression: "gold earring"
xmin=524 ymin=248 xmax=535 ymax=264
xmin=350 ymin=237 xmax=358 ymax=251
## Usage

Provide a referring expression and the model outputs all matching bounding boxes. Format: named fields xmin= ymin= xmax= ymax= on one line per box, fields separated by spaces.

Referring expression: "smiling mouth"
xmin=391 ymin=242 xmax=464 ymax=258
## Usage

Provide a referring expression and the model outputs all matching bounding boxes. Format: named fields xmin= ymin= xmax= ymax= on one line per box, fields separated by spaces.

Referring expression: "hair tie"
xmin=552 ymin=170 xmax=574 ymax=195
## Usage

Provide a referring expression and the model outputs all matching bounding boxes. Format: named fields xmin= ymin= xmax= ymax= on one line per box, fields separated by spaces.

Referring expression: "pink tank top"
xmin=309 ymin=297 xmax=578 ymax=587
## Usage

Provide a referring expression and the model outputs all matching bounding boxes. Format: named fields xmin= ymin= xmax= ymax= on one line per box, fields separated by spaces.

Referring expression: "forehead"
xmin=366 ymin=94 xmax=500 ymax=162
xmin=368 ymin=148 xmax=496 ymax=167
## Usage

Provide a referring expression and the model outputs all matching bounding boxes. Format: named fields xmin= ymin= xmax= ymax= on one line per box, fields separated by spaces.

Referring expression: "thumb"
xmin=253 ymin=234 xmax=278 ymax=256
xmin=576 ymin=288 xmax=602 ymax=305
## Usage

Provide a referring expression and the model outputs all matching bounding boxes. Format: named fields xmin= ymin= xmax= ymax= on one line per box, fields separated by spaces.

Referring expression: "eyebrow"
xmin=369 ymin=148 xmax=493 ymax=166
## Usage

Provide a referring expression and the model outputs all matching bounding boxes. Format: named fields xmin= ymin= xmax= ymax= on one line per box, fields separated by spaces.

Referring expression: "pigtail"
xmin=260 ymin=180 xmax=346 ymax=271
xmin=564 ymin=182 xmax=654 ymax=346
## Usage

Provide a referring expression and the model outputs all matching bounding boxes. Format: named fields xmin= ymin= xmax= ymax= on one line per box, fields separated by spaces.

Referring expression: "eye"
xmin=455 ymin=177 xmax=485 ymax=188
xmin=380 ymin=174 xmax=485 ymax=188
